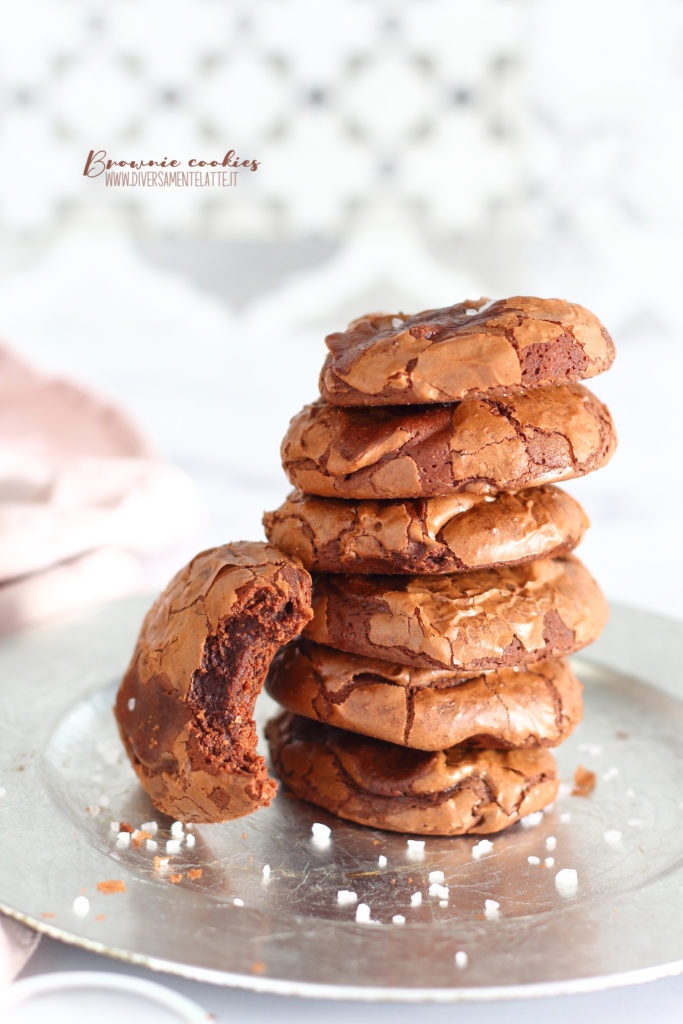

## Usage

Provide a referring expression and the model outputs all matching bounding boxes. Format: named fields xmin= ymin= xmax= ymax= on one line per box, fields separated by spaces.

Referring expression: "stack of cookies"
xmin=264 ymin=297 xmax=616 ymax=836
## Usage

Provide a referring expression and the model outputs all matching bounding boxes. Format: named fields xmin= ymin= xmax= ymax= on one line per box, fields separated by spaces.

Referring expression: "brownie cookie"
xmin=263 ymin=485 xmax=588 ymax=575
xmin=115 ymin=541 xmax=312 ymax=823
xmin=266 ymin=712 xmax=559 ymax=835
xmin=320 ymin=296 xmax=615 ymax=406
xmin=281 ymin=384 xmax=616 ymax=499
xmin=305 ymin=555 xmax=608 ymax=672
xmin=266 ymin=641 xmax=582 ymax=750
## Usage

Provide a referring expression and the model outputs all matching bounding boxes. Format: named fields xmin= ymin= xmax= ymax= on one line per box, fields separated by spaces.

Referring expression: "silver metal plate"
xmin=1 ymin=598 xmax=682 ymax=1001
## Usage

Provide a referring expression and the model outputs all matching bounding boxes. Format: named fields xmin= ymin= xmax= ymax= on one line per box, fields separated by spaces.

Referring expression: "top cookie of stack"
xmin=319 ymin=295 xmax=614 ymax=406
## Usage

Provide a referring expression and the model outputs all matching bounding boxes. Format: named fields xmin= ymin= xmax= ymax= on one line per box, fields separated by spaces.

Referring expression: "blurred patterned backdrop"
xmin=0 ymin=0 xmax=682 ymax=615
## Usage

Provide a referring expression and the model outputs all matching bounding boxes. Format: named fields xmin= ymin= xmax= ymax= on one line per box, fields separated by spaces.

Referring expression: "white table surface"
xmin=17 ymin=937 xmax=683 ymax=1022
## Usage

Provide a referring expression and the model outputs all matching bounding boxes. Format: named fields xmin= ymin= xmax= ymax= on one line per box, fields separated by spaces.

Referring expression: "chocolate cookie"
xmin=263 ymin=485 xmax=588 ymax=575
xmin=320 ymin=296 xmax=615 ymax=406
xmin=281 ymin=384 xmax=616 ymax=499
xmin=115 ymin=541 xmax=312 ymax=823
xmin=305 ymin=555 xmax=608 ymax=672
xmin=266 ymin=641 xmax=582 ymax=750
xmin=266 ymin=712 xmax=559 ymax=835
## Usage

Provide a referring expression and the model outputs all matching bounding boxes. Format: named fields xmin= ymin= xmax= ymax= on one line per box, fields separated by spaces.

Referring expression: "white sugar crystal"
xmin=392 ymin=317 xmax=404 ymax=328
xmin=337 ymin=890 xmax=358 ymax=905
xmin=127 ymin=698 xmax=136 ymax=711
xmin=472 ymin=839 xmax=493 ymax=860
xmin=116 ymin=832 xmax=130 ymax=848
xmin=233 ymin=897 xmax=244 ymax=907
xmin=166 ymin=839 xmax=181 ymax=854
xmin=429 ymin=883 xmax=449 ymax=899
xmin=560 ymin=812 xmax=571 ymax=823
xmin=545 ymin=836 xmax=557 ymax=851
xmin=171 ymin=821 xmax=184 ymax=838
xmin=407 ymin=839 xmax=424 ymax=850
xmin=544 ymin=857 xmax=555 ymax=867
xmin=602 ymin=767 xmax=619 ymax=781
xmin=72 ymin=896 xmax=90 ymax=916
xmin=558 ymin=782 xmax=571 ymax=797
xmin=454 ymin=951 xmax=469 ymax=968
xmin=439 ymin=900 xmax=449 ymax=908
xmin=392 ymin=914 xmax=406 ymax=925
xmin=603 ymin=829 xmax=622 ymax=845
xmin=311 ymin=822 xmax=331 ymax=840
xmin=410 ymin=892 xmax=422 ymax=906
xmin=141 ymin=820 xmax=158 ymax=834
xmin=465 ymin=308 xmax=478 ymax=316
xmin=484 ymin=899 xmax=500 ymax=920
xmin=555 ymin=868 xmax=578 ymax=896
xmin=378 ymin=855 xmax=387 ymax=868
xmin=528 ymin=855 xmax=540 ymax=865
xmin=579 ymin=742 xmax=602 ymax=757
xmin=262 ymin=864 xmax=271 ymax=878
xmin=429 ymin=870 xmax=445 ymax=883
xmin=521 ymin=811 xmax=543 ymax=829
xmin=356 ymin=903 xmax=371 ymax=923
xmin=145 ymin=839 xmax=158 ymax=851
xmin=185 ymin=833 xmax=196 ymax=848
xmin=543 ymin=803 xmax=555 ymax=815
xmin=155 ymin=857 xmax=170 ymax=870
xmin=628 ymin=818 xmax=643 ymax=827
xmin=109 ymin=821 xmax=120 ymax=833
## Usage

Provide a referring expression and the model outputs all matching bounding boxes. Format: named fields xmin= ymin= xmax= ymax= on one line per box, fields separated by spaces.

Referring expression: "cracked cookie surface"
xmin=305 ymin=555 xmax=608 ymax=672
xmin=320 ymin=295 xmax=615 ymax=406
xmin=264 ymin=485 xmax=588 ymax=574
xmin=115 ymin=541 xmax=312 ymax=823
xmin=266 ymin=641 xmax=582 ymax=750
xmin=281 ymin=383 xmax=616 ymax=499
xmin=266 ymin=711 xmax=559 ymax=835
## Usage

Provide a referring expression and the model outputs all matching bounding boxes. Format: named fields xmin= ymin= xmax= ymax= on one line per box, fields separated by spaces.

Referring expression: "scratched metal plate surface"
xmin=1 ymin=597 xmax=682 ymax=1001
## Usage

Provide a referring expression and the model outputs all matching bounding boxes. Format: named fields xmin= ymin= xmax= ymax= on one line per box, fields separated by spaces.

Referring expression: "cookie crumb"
xmin=251 ymin=961 xmax=266 ymax=974
xmin=96 ymin=880 xmax=125 ymax=894
xmin=571 ymin=765 xmax=596 ymax=797
xmin=186 ymin=868 xmax=203 ymax=880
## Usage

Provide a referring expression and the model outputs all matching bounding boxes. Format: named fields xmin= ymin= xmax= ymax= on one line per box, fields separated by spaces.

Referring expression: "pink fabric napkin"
xmin=0 ymin=342 xmax=204 ymax=976
xmin=0 ymin=343 xmax=203 ymax=635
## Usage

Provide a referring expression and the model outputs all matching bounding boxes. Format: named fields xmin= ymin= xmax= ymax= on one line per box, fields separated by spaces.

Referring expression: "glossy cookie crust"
xmin=320 ymin=296 xmax=615 ymax=406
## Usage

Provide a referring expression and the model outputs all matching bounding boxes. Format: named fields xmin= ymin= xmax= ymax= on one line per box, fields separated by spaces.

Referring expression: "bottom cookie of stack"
xmin=266 ymin=711 xmax=558 ymax=836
